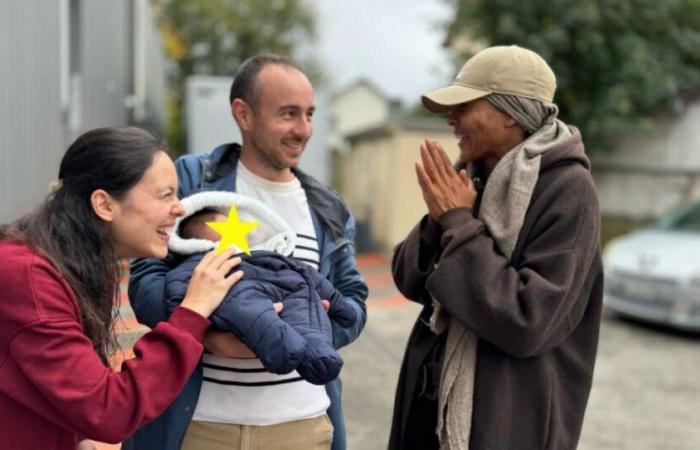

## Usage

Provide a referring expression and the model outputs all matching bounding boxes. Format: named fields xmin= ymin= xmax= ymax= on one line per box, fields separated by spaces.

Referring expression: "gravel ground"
xmin=342 ymin=283 xmax=700 ymax=450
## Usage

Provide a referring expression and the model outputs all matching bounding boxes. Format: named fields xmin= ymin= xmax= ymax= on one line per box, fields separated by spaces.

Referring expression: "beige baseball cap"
xmin=422 ymin=45 xmax=556 ymax=113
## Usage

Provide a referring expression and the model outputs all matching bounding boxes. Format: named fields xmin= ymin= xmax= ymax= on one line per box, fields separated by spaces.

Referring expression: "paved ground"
xmin=99 ymin=254 xmax=700 ymax=450
xmin=341 ymin=256 xmax=700 ymax=450
xmin=577 ymin=311 xmax=700 ymax=450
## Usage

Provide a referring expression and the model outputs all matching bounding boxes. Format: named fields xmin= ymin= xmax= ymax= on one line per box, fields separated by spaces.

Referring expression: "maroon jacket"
xmin=0 ymin=242 xmax=209 ymax=449
xmin=390 ymin=129 xmax=603 ymax=450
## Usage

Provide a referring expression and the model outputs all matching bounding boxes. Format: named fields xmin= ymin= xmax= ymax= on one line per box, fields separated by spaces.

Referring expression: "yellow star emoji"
xmin=206 ymin=204 xmax=260 ymax=255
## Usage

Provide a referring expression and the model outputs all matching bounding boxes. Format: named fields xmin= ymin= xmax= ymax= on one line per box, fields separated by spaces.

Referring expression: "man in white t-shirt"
xmin=127 ymin=55 xmax=368 ymax=450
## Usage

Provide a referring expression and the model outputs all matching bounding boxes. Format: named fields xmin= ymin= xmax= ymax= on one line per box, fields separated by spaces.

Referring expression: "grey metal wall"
xmin=0 ymin=0 xmax=144 ymax=224
xmin=0 ymin=1 xmax=68 ymax=223
xmin=81 ymin=0 xmax=131 ymax=130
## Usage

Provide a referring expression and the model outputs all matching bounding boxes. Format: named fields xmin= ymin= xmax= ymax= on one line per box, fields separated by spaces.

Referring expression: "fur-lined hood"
xmin=168 ymin=190 xmax=296 ymax=256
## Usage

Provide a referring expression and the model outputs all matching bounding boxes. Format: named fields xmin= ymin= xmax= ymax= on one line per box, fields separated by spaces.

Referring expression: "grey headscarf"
xmin=486 ymin=92 xmax=559 ymax=134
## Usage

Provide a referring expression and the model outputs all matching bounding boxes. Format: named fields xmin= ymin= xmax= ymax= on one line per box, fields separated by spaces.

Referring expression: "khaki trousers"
xmin=181 ymin=415 xmax=333 ymax=450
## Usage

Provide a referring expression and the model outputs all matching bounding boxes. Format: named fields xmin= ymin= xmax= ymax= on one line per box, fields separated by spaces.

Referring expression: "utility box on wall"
xmin=185 ymin=76 xmax=242 ymax=155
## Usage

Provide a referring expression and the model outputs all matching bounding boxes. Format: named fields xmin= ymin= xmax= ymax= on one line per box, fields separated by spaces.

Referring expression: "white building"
xmin=593 ymin=99 xmax=700 ymax=221
xmin=327 ymin=79 xmax=402 ymax=154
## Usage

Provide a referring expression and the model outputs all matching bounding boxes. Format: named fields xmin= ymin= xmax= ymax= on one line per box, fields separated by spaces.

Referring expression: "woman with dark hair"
xmin=0 ymin=126 xmax=243 ymax=450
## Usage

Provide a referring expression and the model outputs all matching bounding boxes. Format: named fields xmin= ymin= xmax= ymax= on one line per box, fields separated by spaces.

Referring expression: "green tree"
xmin=443 ymin=0 xmax=700 ymax=151
xmin=153 ymin=0 xmax=318 ymax=154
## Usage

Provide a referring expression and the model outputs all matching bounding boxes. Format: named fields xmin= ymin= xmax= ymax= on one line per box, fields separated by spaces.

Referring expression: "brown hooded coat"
xmin=389 ymin=128 xmax=603 ymax=450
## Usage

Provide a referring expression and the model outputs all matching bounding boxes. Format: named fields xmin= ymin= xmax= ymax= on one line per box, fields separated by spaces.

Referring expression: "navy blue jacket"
xmin=165 ymin=251 xmax=356 ymax=384
xmin=124 ymin=144 xmax=368 ymax=450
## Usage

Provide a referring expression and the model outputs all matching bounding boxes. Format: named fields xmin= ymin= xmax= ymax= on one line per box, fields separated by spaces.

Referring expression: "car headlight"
xmin=602 ymin=238 xmax=622 ymax=267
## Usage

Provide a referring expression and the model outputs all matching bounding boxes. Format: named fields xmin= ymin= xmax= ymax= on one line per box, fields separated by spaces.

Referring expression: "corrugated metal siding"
xmin=0 ymin=0 xmax=138 ymax=224
xmin=0 ymin=1 xmax=67 ymax=223
xmin=81 ymin=0 xmax=131 ymax=130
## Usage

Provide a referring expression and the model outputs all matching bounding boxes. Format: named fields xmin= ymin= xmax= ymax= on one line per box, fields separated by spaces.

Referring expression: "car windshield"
xmin=656 ymin=202 xmax=700 ymax=231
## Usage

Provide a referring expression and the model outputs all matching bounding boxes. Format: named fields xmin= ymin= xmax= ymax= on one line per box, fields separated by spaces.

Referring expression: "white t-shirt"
xmin=192 ymin=162 xmax=329 ymax=425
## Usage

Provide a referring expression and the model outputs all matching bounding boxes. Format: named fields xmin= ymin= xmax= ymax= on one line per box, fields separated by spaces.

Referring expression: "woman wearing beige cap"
xmin=390 ymin=45 xmax=603 ymax=450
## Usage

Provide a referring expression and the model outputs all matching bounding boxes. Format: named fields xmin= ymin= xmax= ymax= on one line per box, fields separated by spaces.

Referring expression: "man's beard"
xmin=252 ymin=139 xmax=300 ymax=172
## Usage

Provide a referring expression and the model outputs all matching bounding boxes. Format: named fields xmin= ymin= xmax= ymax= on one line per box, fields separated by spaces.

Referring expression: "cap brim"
xmin=421 ymin=84 xmax=491 ymax=113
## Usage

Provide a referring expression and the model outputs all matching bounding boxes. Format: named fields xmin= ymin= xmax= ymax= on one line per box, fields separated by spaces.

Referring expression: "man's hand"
xmin=415 ymin=139 xmax=477 ymax=220
xmin=204 ymin=302 xmax=284 ymax=358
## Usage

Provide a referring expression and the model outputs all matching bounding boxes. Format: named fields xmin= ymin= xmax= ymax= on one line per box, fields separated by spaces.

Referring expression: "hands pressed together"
xmin=415 ymin=139 xmax=477 ymax=221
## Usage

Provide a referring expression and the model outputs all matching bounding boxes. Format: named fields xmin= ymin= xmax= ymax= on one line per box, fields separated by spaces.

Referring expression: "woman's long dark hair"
xmin=0 ymin=126 xmax=166 ymax=364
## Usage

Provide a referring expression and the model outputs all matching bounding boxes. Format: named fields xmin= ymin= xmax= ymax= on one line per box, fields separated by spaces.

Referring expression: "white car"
xmin=603 ymin=202 xmax=700 ymax=331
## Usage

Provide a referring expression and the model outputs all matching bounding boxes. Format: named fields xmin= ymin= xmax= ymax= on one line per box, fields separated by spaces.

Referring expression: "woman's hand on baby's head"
xmin=180 ymin=248 xmax=243 ymax=318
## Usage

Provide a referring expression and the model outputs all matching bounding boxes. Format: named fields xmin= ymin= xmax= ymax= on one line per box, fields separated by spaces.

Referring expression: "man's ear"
xmin=232 ymin=98 xmax=253 ymax=131
xmin=91 ymin=189 xmax=118 ymax=222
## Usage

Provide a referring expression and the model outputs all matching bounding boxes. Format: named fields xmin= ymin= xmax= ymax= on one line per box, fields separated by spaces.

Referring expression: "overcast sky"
xmin=310 ymin=0 xmax=454 ymax=106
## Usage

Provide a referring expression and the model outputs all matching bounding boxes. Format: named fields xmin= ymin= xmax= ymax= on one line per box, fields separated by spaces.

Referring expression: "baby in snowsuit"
xmin=164 ymin=191 xmax=356 ymax=385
